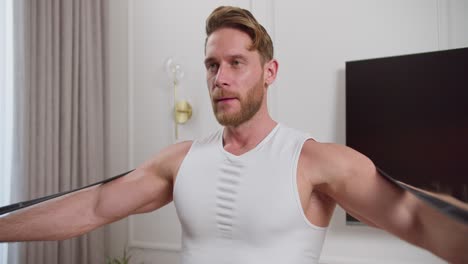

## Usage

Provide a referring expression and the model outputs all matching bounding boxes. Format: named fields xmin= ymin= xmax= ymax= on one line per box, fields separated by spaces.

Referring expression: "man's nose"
xmin=214 ymin=63 xmax=230 ymax=88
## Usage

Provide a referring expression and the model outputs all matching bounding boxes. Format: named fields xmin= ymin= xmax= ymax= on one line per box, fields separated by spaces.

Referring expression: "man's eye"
xmin=207 ymin=63 xmax=218 ymax=72
xmin=232 ymin=60 xmax=241 ymax=66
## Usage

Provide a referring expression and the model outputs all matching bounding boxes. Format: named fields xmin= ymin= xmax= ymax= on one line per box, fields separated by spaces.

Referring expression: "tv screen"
xmin=345 ymin=47 xmax=468 ymax=223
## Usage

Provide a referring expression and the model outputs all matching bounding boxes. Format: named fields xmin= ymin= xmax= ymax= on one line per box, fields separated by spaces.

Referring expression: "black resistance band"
xmin=0 ymin=169 xmax=134 ymax=216
xmin=377 ymin=167 xmax=468 ymax=225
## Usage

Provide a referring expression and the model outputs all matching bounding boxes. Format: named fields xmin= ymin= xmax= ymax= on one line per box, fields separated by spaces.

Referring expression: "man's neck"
xmin=222 ymin=113 xmax=277 ymax=156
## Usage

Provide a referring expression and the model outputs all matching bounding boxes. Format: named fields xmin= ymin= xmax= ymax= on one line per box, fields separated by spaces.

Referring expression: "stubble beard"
xmin=211 ymin=78 xmax=265 ymax=127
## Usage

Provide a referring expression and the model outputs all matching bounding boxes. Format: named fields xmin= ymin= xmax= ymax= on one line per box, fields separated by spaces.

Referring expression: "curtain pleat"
xmin=9 ymin=0 xmax=107 ymax=263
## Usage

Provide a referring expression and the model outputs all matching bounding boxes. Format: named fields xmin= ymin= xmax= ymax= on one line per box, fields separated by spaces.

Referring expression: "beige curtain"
xmin=9 ymin=0 xmax=108 ymax=263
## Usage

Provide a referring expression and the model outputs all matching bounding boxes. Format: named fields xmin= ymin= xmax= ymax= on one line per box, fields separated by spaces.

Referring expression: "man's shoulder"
xmin=193 ymin=128 xmax=223 ymax=145
xmin=150 ymin=141 xmax=194 ymax=168
xmin=167 ymin=140 xmax=194 ymax=155
xmin=146 ymin=141 xmax=193 ymax=182
xmin=276 ymin=124 xmax=318 ymax=143
xmin=163 ymin=129 xmax=221 ymax=159
xmin=302 ymin=140 xmax=370 ymax=166
xmin=300 ymin=140 xmax=375 ymax=186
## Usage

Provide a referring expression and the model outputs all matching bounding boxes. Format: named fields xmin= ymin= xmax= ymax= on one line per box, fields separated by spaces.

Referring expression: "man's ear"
xmin=264 ymin=59 xmax=279 ymax=86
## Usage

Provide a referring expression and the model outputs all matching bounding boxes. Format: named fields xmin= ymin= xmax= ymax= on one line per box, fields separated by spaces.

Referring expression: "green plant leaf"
xmin=105 ymin=246 xmax=132 ymax=264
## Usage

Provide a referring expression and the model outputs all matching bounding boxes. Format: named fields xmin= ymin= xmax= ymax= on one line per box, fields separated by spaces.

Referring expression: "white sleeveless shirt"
xmin=173 ymin=124 xmax=327 ymax=264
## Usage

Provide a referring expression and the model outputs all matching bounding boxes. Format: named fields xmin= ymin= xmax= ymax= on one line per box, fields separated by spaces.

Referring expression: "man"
xmin=1 ymin=6 xmax=467 ymax=264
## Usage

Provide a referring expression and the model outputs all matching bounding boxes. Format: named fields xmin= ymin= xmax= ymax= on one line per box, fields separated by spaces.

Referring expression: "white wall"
xmin=105 ymin=0 xmax=468 ymax=263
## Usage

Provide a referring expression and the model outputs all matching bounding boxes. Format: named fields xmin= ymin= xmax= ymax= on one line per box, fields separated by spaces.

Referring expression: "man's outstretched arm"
xmin=0 ymin=141 xmax=191 ymax=242
xmin=303 ymin=141 xmax=468 ymax=264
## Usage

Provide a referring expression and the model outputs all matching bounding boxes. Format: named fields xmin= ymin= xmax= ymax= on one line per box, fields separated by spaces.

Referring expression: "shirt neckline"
xmin=218 ymin=123 xmax=281 ymax=160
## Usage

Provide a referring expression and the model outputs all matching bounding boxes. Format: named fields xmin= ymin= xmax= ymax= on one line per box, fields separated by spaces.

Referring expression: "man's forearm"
xmin=410 ymin=194 xmax=468 ymax=264
xmin=0 ymin=187 xmax=103 ymax=242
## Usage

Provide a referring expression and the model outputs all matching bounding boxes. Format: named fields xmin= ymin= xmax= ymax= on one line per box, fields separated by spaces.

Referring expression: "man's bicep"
xmin=94 ymin=141 xmax=192 ymax=221
xmin=94 ymin=167 xmax=173 ymax=222
xmin=320 ymin=145 xmax=417 ymax=235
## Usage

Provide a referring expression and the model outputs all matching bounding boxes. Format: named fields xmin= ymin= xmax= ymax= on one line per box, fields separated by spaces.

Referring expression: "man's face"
xmin=204 ymin=27 xmax=266 ymax=127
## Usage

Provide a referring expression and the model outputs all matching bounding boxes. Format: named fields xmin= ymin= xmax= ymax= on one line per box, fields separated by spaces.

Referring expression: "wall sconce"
xmin=166 ymin=58 xmax=192 ymax=140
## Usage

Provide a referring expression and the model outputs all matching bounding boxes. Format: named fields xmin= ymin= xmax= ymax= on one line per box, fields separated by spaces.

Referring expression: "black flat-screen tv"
xmin=345 ymin=47 xmax=468 ymax=224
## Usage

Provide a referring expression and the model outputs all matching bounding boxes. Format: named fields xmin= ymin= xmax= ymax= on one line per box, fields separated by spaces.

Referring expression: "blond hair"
xmin=205 ymin=6 xmax=274 ymax=64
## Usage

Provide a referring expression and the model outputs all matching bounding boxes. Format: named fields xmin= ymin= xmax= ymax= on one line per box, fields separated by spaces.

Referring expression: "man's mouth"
xmin=215 ymin=97 xmax=237 ymax=103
